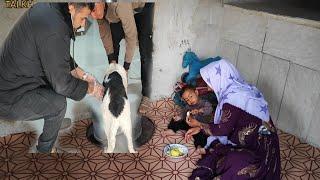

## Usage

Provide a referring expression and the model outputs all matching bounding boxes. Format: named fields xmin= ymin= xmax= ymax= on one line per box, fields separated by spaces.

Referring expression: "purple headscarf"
xmin=200 ymin=59 xmax=270 ymax=145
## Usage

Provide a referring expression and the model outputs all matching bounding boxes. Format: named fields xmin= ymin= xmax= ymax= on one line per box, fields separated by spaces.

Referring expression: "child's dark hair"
xmin=181 ymin=86 xmax=196 ymax=95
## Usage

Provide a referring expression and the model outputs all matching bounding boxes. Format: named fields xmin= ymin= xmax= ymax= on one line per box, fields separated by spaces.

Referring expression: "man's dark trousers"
xmin=0 ymin=88 xmax=66 ymax=153
xmin=109 ymin=3 xmax=154 ymax=97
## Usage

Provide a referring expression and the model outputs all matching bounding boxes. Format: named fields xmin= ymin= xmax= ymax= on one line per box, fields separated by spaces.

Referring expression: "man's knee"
xmin=50 ymin=94 xmax=67 ymax=114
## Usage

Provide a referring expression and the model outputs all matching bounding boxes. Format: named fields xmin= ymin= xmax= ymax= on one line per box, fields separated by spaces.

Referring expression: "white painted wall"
xmin=151 ymin=1 xmax=320 ymax=147
xmin=150 ymin=0 xmax=224 ymax=99
xmin=217 ymin=6 xmax=320 ymax=147
xmin=0 ymin=2 xmax=27 ymax=46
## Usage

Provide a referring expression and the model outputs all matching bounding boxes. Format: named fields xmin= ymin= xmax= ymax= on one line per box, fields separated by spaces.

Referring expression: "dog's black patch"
xmin=103 ymin=72 xmax=128 ymax=118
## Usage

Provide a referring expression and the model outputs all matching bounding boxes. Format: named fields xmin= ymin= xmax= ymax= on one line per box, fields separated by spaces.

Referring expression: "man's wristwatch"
xmin=82 ymin=72 xmax=89 ymax=80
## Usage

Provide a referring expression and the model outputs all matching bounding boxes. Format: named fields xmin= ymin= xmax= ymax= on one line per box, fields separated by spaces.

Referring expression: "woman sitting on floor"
xmin=187 ymin=59 xmax=280 ymax=180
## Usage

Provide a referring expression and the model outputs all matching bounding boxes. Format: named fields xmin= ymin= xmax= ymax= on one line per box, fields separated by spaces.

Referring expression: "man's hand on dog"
xmin=70 ymin=68 xmax=105 ymax=101
xmin=88 ymin=81 xmax=105 ymax=101
xmin=83 ymin=72 xmax=97 ymax=84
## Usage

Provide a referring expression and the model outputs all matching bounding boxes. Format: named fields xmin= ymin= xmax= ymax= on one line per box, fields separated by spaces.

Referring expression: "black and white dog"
xmin=102 ymin=63 xmax=136 ymax=153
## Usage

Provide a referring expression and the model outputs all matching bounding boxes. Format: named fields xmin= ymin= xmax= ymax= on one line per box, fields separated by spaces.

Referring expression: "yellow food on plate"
xmin=169 ymin=147 xmax=184 ymax=157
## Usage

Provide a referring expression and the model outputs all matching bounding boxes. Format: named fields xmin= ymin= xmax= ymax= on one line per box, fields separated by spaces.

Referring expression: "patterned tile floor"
xmin=0 ymin=98 xmax=320 ymax=180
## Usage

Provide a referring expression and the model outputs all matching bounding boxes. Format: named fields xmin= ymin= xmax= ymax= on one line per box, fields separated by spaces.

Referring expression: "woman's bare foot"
xmin=161 ymin=129 xmax=175 ymax=137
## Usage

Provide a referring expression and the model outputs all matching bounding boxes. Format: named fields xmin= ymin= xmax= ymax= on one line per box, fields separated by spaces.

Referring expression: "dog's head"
xmin=103 ymin=63 xmax=128 ymax=91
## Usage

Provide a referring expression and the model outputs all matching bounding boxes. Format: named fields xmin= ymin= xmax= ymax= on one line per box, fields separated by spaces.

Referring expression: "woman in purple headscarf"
xmin=188 ymin=59 xmax=280 ymax=180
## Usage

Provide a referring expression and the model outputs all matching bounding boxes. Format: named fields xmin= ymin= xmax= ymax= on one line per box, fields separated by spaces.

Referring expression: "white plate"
xmin=164 ymin=144 xmax=188 ymax=159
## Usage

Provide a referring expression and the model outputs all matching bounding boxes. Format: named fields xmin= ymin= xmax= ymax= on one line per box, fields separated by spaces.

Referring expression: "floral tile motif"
xmin=0 ymin=98 xmax=319 ymax=180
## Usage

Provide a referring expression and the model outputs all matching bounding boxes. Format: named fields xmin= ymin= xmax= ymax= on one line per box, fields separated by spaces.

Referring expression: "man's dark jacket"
xmin=0 ymin=3 xmax=88 ymax=115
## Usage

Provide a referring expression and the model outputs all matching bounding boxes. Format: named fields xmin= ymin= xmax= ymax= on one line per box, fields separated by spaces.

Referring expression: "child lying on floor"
xmin=161 ymin=86 xmax=215 ymax=150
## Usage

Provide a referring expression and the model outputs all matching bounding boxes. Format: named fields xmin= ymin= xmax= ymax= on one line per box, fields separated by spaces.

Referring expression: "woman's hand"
xmin=186 ymin=116 xmax=201 ymax=127
xmin=190 ymin=108 xmax=204 ymax=115
xmin=184 ymin=127 xmax=201 ymax=143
